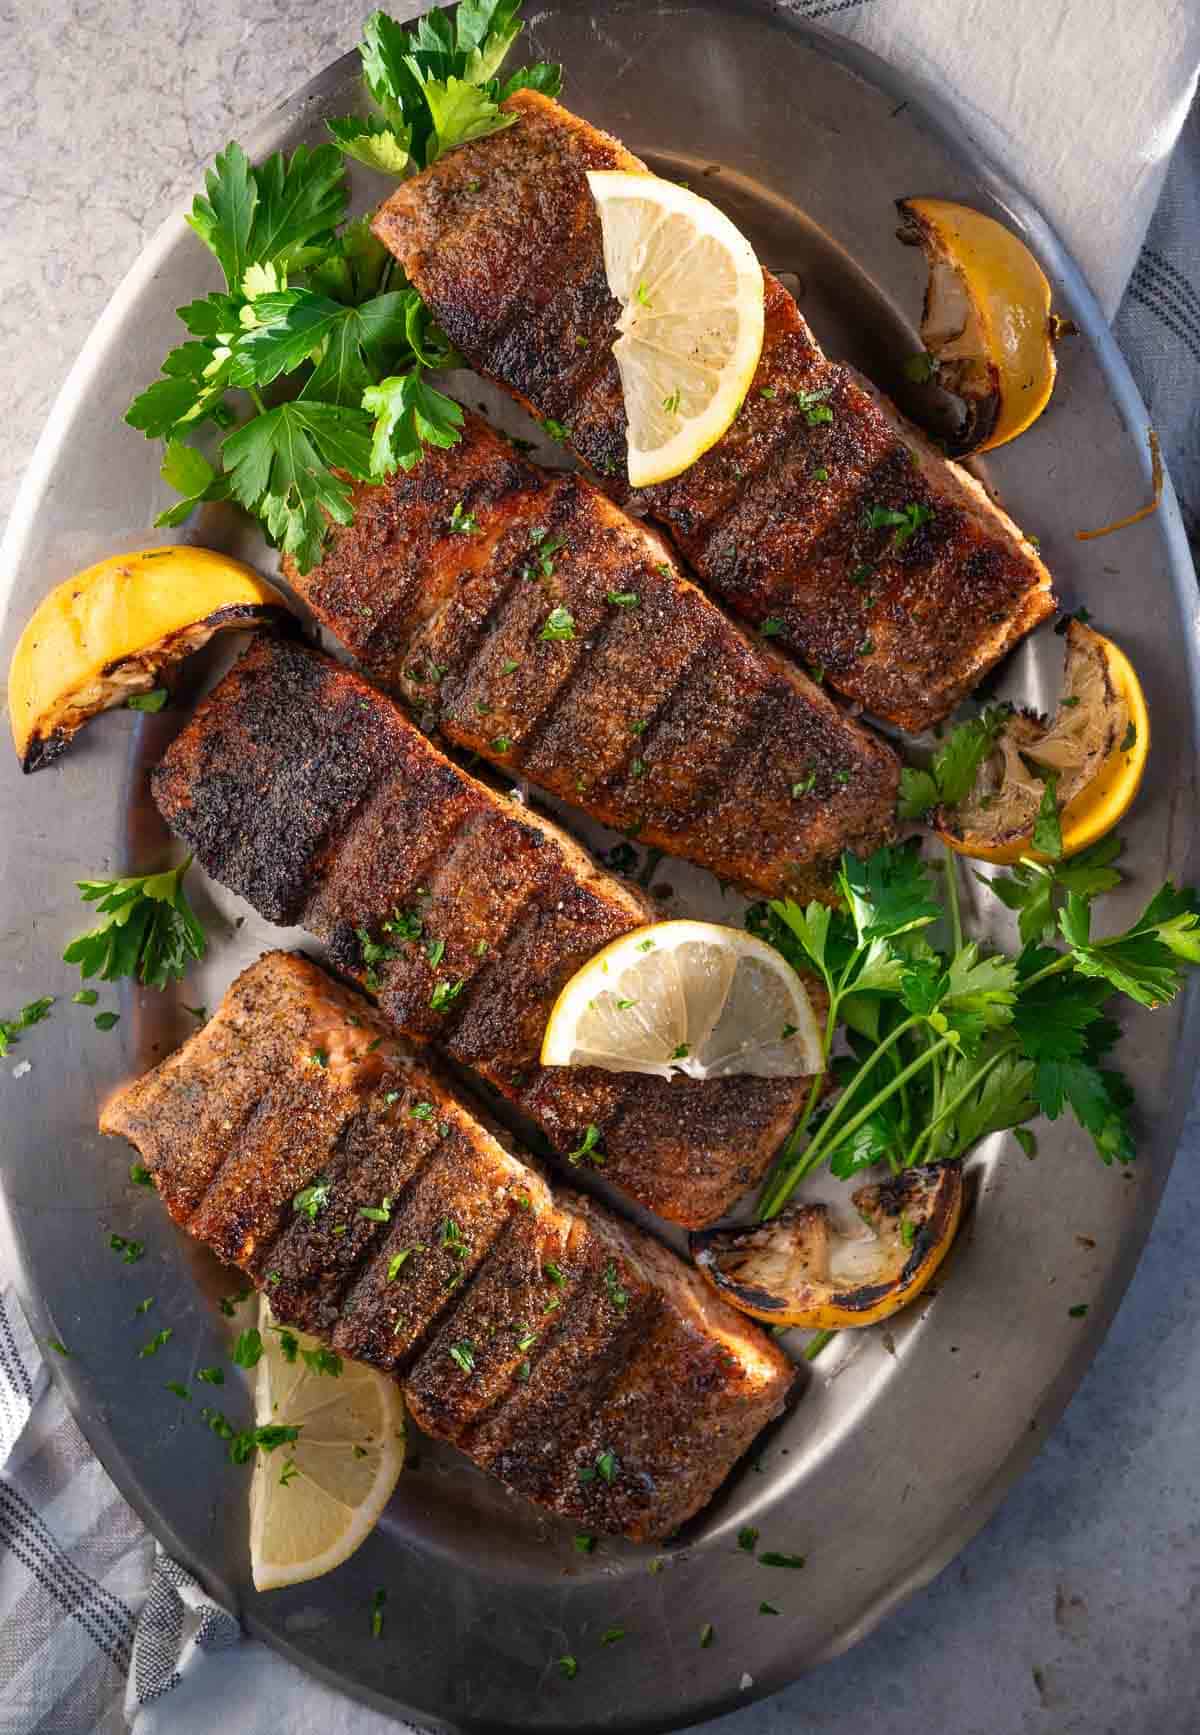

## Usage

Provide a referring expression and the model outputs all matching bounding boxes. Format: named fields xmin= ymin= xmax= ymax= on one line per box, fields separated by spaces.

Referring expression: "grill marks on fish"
xmin=150 ymin=635 xmax=810 ymax=1226
xmin=100 ymin=952 xmax=794 ymax=1541
xmin=374 ymin=89 xmax=1056 ymax=733
xmin=285 ymin=411 xmax=899 ymax=897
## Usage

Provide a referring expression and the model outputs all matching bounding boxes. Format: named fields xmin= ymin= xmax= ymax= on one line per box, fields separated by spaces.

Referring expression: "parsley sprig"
xmin=331 ymin=3 xmax=562 ymax=177
xmin=63 ymin=859 xmax=205 ymax=989
xmin=750 ymin=839 xmax=1200 ymax=1215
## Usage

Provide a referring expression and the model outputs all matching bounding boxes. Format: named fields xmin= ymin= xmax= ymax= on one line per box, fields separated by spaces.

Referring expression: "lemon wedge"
xmin=587 ymin=171 xmax=765 ymax=487
xmin=939 ymin=620 xmax=1149 ymax=866
xmin=8 ymin=545 xmax=286 ymax=772
xmin=897 ymin=196 xmax=1058 ymax=455
xmin=249 ymin=1298 xmax=406 ymax=1592
xmin=540 ymin=920 xmax=822 ymax=1080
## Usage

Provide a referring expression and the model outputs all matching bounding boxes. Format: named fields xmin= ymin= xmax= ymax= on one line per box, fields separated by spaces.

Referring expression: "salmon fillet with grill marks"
xmin=374 ymin=90 xmax=1056 ymax=734
xmin=283 ymin=410 xmax=898 ymax=898
xmin=150 ymin=634 xmax=809 ymax=1226
xmin=100 ymin=951 xmax=794 ymax=1541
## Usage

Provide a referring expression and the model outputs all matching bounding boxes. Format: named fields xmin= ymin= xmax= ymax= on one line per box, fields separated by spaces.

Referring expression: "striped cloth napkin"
xmin=2 ymin=2 xmax=1196 ymax=1731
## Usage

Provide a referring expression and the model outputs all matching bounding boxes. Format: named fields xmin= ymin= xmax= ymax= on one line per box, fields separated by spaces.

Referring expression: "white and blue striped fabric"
xmin=1 ymin=1 xmax=1196 ymax=1730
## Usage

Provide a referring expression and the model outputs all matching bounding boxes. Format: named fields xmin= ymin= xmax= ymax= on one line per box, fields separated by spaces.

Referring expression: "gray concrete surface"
xmin=2 ymin=4 xmax=1198 ymax=1731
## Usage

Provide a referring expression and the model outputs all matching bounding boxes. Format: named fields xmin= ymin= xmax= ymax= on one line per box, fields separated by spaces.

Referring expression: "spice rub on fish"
xmin=374 ymin=90 xmax=1056 ymax=734
xmin=151 ymin=635 xmax=809 ymax=1227
xmin=100 ymin=951 xmax=794 ymax=1541
xmin=283 ymin=410 xmax=898 ymax=898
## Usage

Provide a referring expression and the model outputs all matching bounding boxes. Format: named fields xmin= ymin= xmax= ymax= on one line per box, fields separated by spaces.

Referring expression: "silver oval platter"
xmin=1 ymin=2 xmax=1197 ymax=1731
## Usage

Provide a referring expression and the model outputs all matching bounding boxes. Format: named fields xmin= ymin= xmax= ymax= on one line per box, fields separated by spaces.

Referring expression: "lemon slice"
xmin=8 ymin=545 xmax=286 ymax=772
xmin=587 ymin=171 xmax=765 ymax=488
xmin=249 ymin=1298 xmax=406 ymax=1592
xmin=540 ymin=920 xmax=822 ymax=1080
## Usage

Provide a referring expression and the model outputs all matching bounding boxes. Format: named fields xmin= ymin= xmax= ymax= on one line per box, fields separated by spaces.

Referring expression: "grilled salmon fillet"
xmin=151 ymin=635 xmax=809 ymax=1226
xmin=283 ymin=410 xmax=898 ymax=898
xmin=374 ymin=90 xmax=1056 ymax=733
xmin=100 ymin=951 xmax=794 ymax=1541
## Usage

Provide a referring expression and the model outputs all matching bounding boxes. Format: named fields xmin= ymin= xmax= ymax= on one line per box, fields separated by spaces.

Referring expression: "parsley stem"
xmin=943 ymin=842 xmax=963 ymax=956
xmin=803 ymin=1328 xmax=837 ymax=1362
xmin=759 ymin=1011 xmax=926 ymax=1215
xmin=762 ymin=1034 xmax=957 ymax=1214
xmin=249 ymin=386 xmax=267 ymax=415
xmin=907 ymin=1044 xmax=1011 ymax=1166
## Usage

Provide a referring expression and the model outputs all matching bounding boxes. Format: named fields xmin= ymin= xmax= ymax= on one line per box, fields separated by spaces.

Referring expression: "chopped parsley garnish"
xmin=759 ymin=1602 xmax=780 ymax=1615
xmin=73 ymin=989 xmax=98 ymax=1006
xmin=539 ymin=605 xmax=576 ymax=642
xmin=232 ymin=1328 xmax=263 ymax=1368
xmin=273 ymin=1327 xmax=299 ymax=1362
xmin=94 ymin=1012 xmax=121 ymax=1032
xmin=387 ymin=1248 xmax=421 ymax=1280
xmin=567 ymin=1124 xmax=604 ymax=1166
xmin=903 ymin=351 xmax=937 ymax=383
xmin=501 ymin=657 xmax=520 ymax=674
xmin=857 ymin=635 xmax=875 ymax=656
xmin=864 ymin=500 xmax=934 ymax=549
xmin=578 ymin=1448 xmax=619 ymax=1486
xmin=449 ymin=1340 xmax=476 ymax=1372
xmin=759 ymin=1551 xmax=807 ymax=1569
xmin=301 ymin=1345 xmax=342 ymax=1376
xmin=899 ymin=1215 xmax=916 ymax=1248
xmin=448 ymin=499 xmax=480 ymax=535
xmin=279 ymin=1458 xmax=299 ymax=1487
xmin=218 ymin=1287 xmax=250 ymax=1316
xmin=196 ymin=1366 xmax=225 ymax=1385
xmin=792 ymin=771 xmax=816 ymax=798
xmin=738 ymin=1526 xmax=759 ymax=1553
xmin=304 ymin=1048 xmax=329 ymax=1069
xmin=128 ymin=688 xmax=169 ymax=713
xmin=542 ymin=418 xmax=571 ymax=442
xmin=411 ymin=1101 xmax=433 ymax=1120
xmin=429 ymin=977 xmax=466 ymax=1013
xmin=1121 ymin=721 xmax=1138 ymax=752
xmin=293 ymin=1178 xmax=331 ymax=1220
xmin=812 ymin=466 xmax=829 ymax=482
xmin=606 ymin=590 xmax=639 ymax=607
xmin=1068 ymin=1303 xmax=1089 ymax=1318
xmin=359 ymin=1197 xmax=394 ymax=1223
xmin=600 ymin=1627 xmax=625 ymax=1646
xmin=137 ymin=1329 xmax=173 ymax=1359
xmin=371 ymin=1588 xmax=386 ymax=1639
xmin=603 ymin=1261 xmax=628 ymax=1315
xmin=47 ymin=1338 xmax=70 ymax=1357
xmin=440 ymin=1217 xmax=468 ymax=1257
xmin=557 ymin=1656 xmax=578 ymax=1679
xmin=630 ymin=720 xmax=647 ymax=736
xmin=574 ymin=1532 xmax=596 ymax=1553
xmin=383 ymin=907 xmax=423 ymax=942
xmin=699 ymin=1623 xmax=715 ymax=1648
xmin=63 ymin=859 xmax=205 ymax=989
xmin=544 ymin=1261 xmax=567 ymax=1288
xmin=794 ymin=387 xmax=833 ymax=425
xmin=662 ymin=388 xmax=681 ymax=414
xmin=669 ymin=1042 xmax=690 ymax=1060
xmin=166 ymin=1381 xmax=191 ymax=1400
xmin=134 ymin=1297 xmax=155 ymax=1316
xmin=759 ymin=386 xmax=777 ymax=400
xmin=108 ymin=1233 xmax=145 ymax=1264
xmin=516 ymin=1329 xmax=538 ymax=1353
xmin=615 ymin=996 xmax=637 ymax=1011
xmin=635 ymin=281 xmax=652 ymax=308
xmin=759 ymin=617 xmax=784 ymax=637
xmin=491 ymin=734 xmax=513 ymax=753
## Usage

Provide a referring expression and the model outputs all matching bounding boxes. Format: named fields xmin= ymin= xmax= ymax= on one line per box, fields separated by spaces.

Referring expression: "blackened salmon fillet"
xmin=100 ymin=951 xmax=794 ymax=1541
xmin=374 ymin=89 xmax=1056 ymax=734
xmin=283 ymin=409 xmax=898 ymax=899
xmin=151 ymin=635 xmax=809 ymax=1226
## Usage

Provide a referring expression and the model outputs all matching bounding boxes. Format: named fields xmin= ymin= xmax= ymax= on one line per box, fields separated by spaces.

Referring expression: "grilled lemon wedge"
xmin=940 ymin=621 xmax=1149 ymax=865
xmin=898 ymin=196 xmax=1059 ymax=455
xmin=587 ymin=171 xmax=765 ymax=487
xmin=540 ymin=920 xmax=823 ymax=1080
xmin=249 ymin=1298 xmax=406 ymax=1592
xmin=8 ymin=545 xmax=286 ymax=771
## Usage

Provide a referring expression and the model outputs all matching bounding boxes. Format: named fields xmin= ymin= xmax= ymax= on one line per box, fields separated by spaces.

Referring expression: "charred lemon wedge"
xmin=8 ymin=546 xmax=287 ymax=772
xmin=939 ymin=620 xmax=1149 ymax=865
xmin=689 ymin=1163 xmax=963 ymax=1330
xmin=897 ymin=196 xmax=1058 ymax=455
